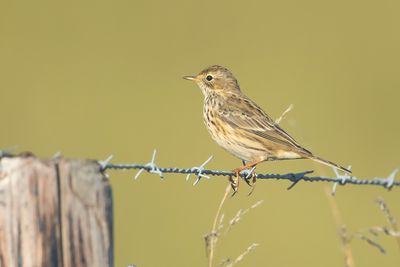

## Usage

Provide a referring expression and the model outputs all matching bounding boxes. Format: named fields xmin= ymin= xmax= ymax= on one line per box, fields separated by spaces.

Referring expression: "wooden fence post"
xmin=0 ymin=155 xmax=113 ymax=267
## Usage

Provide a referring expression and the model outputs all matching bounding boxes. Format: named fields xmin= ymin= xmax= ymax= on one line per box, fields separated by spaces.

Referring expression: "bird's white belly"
xmin=206 ymin=123 xmax=268 ymax=162
xmin=220 ymin=139 xmax=266 ymax=162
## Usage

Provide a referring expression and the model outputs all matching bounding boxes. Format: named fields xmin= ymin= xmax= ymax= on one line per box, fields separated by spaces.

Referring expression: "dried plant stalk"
xmin=207 ymin=184 xmax=232 ymax=267
xmin=324 ymin=187 xmax=355 ymax=267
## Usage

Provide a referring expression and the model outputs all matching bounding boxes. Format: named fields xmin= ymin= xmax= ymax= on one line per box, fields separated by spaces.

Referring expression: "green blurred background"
xmin=1 ymin=0 xmax=399 ymax=266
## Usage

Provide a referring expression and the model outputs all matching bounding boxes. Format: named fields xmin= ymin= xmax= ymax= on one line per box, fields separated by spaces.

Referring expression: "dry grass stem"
xmin=324 ymin=187 xmax=355 ymax=267
xmin=206 ymin=184 xmax=232 ymax=267
xmin=217 ymin=258 xmax=232 ymax=267
xmin=217 ymin=243 xmax=259 ymax=267
xmin=376 ymin=197 xmax=400 ymax=251
xmin=365 ymin=226 xmax=400 ymax=237
xmin=324 ymin=194 xmax=400 ymax=262
xmin=275 ymin=104 xmax=294 ymax=124
xmin=226 ymin=243 xmax=259 ymax=267
xmin=351 ymin=233 xmax=385 ymax=254
xmin=206 ymin=187 xmax=263 ymax=267
xmin=224 ymin=200 xmax=264 ymax=235
xmin=348 ymin=226 xmax=388 ymax=254
xmin=219 ymin=213 xmax=225 ymax=227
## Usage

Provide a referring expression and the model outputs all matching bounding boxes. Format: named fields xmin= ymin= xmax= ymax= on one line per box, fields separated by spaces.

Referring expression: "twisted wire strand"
xmin=103 ymin=162 xmax=399 ymax=190
xmin=2 ymin=148 xmax=396 ymax=191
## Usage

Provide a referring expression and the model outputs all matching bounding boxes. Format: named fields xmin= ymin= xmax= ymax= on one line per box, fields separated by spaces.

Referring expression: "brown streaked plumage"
xmin=184 ymin=65 xmax=351 ymax=190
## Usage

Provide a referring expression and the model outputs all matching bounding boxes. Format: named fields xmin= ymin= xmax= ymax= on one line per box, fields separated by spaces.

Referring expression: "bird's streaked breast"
xmin=203 ymin=95 xmax=270 ymax=162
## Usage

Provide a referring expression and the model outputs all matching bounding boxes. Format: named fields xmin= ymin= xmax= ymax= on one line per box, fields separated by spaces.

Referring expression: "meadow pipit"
xmin=184 ymin=65 xmax=351 ymax=191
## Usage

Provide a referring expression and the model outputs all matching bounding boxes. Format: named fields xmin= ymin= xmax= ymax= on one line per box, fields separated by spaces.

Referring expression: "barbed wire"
xmin=1 ymin=148 xmax=397 ymax=193
xmin=99 ymin=150 xmax=399 ymax=194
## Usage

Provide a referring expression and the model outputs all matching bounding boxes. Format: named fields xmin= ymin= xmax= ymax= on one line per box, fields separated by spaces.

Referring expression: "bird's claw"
xmin=241 ymin=166 xmax=257 ymax=187
xmin=229 ymin=175 xmax=238 ymax=195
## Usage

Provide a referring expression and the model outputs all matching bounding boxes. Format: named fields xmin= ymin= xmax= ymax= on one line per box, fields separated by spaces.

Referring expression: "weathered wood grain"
xmin=0 ymin=156 xmax=113 ymax=267
xmin=57 ymin=159 xmax=113 ymax=267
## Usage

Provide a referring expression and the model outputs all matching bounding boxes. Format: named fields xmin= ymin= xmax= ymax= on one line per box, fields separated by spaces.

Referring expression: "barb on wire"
xmin=383 ymin=168 xmax=398 ymax=190
xmin=240 ymin=163 xmax=257 ymax=180
xmin=99 ymin=155 xmax=114 ymax=170
xmin=331 ymin=166 xmax=353 ymax=196
xmin=286 ymin=170 xmax=314 ymax=190
xmin=101 ymin=151 xmax=400 ymax=190
xmin=133 ymin=149 xmax=163 ymax=180
xmin=186 ymin=155 xmax=213 ymax=186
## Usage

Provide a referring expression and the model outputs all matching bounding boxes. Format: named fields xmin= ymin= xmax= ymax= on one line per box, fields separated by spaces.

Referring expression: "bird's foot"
xmin=241 ymin=166 xmax=257 ymax=186
xmin=228 ymin=175 xmax=238 ymax=196
xmin=242 ymin=167 xmax=257 ymax=196
xmin=229 ymin=168 xmax=243 ymax=196
xmin=231 ymin=161 xmax=261 ymax=195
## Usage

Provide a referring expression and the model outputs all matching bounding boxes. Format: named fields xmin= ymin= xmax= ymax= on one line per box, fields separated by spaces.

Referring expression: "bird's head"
xmin=183 ymin=65 xmax=241 ymax=97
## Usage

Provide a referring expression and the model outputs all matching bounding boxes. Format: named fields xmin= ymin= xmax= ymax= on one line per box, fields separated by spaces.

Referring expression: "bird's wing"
xmin=218 ymin=94 xmax=312 ymax=155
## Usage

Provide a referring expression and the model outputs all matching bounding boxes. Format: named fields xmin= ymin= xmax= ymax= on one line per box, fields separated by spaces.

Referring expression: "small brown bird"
xmin=184 ymin=65 xmax=351 ymax=190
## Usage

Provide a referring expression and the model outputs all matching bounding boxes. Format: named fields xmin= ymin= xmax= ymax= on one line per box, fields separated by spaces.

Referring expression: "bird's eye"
xmin=206 ymin=75 xmax=213 ymax=81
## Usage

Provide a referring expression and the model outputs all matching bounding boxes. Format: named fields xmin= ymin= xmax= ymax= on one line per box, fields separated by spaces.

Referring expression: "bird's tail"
xmin=306 ymin=154 xmax=352 ymax=174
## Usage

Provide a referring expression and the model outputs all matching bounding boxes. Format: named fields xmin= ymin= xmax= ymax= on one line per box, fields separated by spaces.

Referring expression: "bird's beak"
xmin=183 ymin=75 xmax=197 ymax=81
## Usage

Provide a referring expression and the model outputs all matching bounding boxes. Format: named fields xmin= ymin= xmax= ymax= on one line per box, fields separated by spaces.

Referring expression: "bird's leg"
xmin=231 ymin=159 xmax=263 ymax=192
xmin=241 ymin=160 xmax=248 ymax=186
